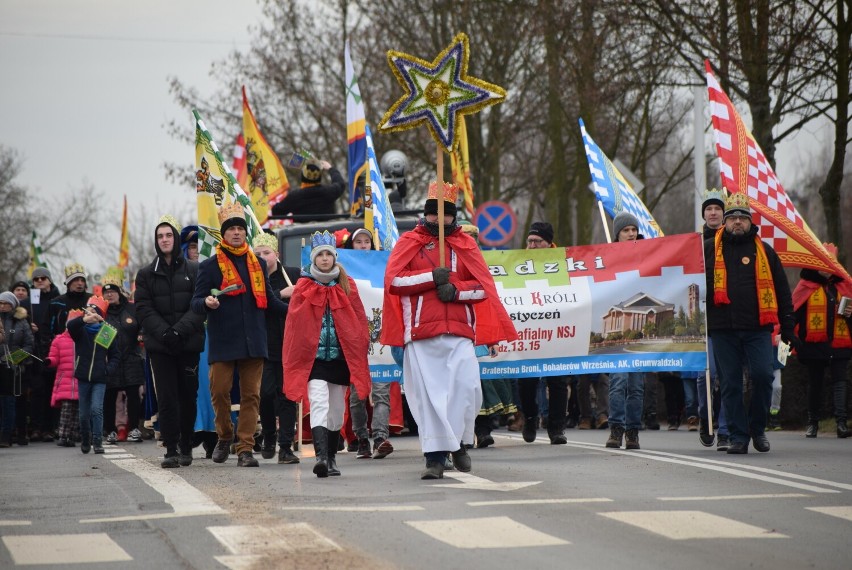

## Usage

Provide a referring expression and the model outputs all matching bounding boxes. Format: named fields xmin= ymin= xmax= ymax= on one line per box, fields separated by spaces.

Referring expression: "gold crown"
xmin=724 ymin=192 xmax=751 ymax=214
xmin=64 ymin=263 xmax=86 ymax=279
xmin=301 ymin=158 xmax=323 ymax=182
xmin=101 ymin=266 xmax=125 ymax=289
xmin=427 ymin=181 xmax=460 ymax=204
xmin=157 ymin=214 xmax=181 ymax=233
xmin=218 ymin=202 xmax=245 ymax=226
xmin=253 ymin=232 xmax=278 ymax=252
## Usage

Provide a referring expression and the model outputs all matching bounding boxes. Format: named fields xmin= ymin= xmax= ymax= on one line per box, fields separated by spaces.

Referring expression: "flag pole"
xmin=437 ymin=144 xmax=445 ymax=267
xmin=598 ymin=201 xmax=612 ymax=243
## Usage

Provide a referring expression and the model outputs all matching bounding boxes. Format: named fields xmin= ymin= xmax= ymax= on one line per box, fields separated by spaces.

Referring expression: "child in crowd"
xmin=67 ymin=296 xmax=118 ymax=454
xmin=46 ymin=310 xmax=82 ymax=447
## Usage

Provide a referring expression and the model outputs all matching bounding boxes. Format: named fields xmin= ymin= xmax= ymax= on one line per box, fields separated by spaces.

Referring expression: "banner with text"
xmin=330 ymin=232 xmax=707 ymax=381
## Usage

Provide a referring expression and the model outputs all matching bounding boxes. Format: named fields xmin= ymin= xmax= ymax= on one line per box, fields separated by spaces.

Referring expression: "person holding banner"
xmin=704 ymin=193 xmax=796 ymax=454
xmin=605 ymin=213 xmax=646 ymax=450
xmin=381 ymin=182 xmax=517 ymax=480
xmin=791 ymin=245 xmax=852 ymax=439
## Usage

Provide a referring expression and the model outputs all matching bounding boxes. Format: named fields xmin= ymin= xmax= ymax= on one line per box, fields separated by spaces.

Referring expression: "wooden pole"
xmin=598 ymin=201 xmax=612 ymax=243
xmin=437 ymin=145 xmax=445 ymax=267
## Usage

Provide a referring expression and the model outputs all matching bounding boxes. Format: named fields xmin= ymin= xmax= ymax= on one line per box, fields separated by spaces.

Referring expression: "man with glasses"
xmin=704 ymin=193 xmax=795 ymax=454
xmin=519 ymin=222 xmax=571 ymax=445
xmin=28 ymin=268 xmax=61 ymax=442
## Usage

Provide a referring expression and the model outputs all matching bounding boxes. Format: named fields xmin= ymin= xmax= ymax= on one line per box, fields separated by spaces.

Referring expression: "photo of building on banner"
xmin=327 ymin=233 xmax=707 ymax=379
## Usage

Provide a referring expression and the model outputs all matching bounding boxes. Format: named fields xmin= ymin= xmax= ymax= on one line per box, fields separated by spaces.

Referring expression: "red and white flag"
xmin=706 ymin=60 xmax=851 ymax=285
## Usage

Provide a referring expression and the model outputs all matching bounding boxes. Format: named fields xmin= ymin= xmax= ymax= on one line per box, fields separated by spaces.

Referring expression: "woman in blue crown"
xmin=282 ymin=231 xmax=371 ymax=478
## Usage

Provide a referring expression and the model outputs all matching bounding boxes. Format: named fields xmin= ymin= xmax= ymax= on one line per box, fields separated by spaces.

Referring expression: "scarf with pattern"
xmin=216 ymin=241 xmax=267 ymax=309
xmin=804 ymin=286 xmax=852 ymax=348
xmin=713 ymin=229 xmax=778 ymax=326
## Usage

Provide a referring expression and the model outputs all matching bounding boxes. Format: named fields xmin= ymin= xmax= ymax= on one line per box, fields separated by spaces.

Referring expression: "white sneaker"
xmin=128 ymin=428 xmax=143 ymax=442
xmin=106 ymin=431 xmax=117 ymax=445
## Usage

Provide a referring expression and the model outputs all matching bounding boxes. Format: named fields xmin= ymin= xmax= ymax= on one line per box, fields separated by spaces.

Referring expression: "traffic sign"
xmin=473 ymin=201 xmax=517 ymax=247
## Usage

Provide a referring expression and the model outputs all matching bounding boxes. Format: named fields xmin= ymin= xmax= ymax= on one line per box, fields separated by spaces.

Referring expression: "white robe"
xmin=403 ymin=335 xmax=482 ymax=453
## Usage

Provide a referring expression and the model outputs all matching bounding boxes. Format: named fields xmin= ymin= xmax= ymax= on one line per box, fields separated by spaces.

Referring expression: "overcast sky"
xmin=0 ymin=0 xmax=263 ymax=276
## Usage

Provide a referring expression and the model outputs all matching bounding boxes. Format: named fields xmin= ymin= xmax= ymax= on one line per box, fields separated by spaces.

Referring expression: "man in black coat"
xmin=25 ymin=267 xmax=61 ymax=442
xmin=704 ymin=193 xmax=795 ymax=455
xmin=49 ymin=264 xmax=91 ymax=337
xmin=270 ymin=158 xmax=345 ymax=221
xmin=191 ymin=205 xmax=288 ymax=467
xmin=135 ymin=215 xmax=206 ymax=469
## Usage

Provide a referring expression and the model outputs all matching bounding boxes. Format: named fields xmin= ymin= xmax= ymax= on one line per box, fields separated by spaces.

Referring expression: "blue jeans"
xmin=711 ymin=330 xmax=773 ymax=445
xmin=0 ymin=395 xmax=15 ymax=432
xmin=608 ymin=372 xmax=644 ymax=430
xmin=682 ymin=375 xmax=698 ymax=417
xmin=78 ymin=381 xmax=106 ymax=444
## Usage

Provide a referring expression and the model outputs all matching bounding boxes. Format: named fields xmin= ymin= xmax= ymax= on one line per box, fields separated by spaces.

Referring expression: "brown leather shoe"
xmin=578 ymin=418 xmax=592 ymax=430
xmin=507 ymin=414 xmax=525 ymax=432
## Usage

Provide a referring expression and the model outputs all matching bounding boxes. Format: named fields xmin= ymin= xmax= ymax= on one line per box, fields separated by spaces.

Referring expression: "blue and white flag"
xmin=579 ymin=118 xmax=663 ymax=238
xmin=365 ymin=125 xmax=400 ymax=250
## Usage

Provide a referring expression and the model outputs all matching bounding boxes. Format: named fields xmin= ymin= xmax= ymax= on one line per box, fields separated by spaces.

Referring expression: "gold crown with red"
xmin=427 ymin=181 xmax=460 ymax=204
xmin=218 ymin=202 xmax=245 ymax=226
xmin=723 ymin=193 xmax=751 ymax=218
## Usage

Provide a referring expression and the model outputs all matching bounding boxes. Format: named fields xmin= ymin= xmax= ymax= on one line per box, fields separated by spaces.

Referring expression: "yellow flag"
xmin=242 ymin=86 xmax=289 ymax=225
xmin=451 ymin=116 xmax=475 ymax=219
xmin=118 ymin=195 xmax=130 ymax=268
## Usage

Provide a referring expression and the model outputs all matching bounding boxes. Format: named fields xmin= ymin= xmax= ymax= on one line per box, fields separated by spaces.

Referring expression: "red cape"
xmin=283 ymin=276 xmax=371 ymax=405
xmin=381 ymin=228 xmax=518 ymax=347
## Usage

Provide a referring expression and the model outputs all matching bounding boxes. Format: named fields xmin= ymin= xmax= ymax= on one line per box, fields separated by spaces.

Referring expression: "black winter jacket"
xmin=270 ymin=167 xmax=346 ymax=221
xmin=49 ymin=290 xmax=91 ymax=337
xmin=67 ymin=317 xmax=119 ymax=384
xmin=704 ymin=226 xmax=794 ymax=335
xmin=794 ymin=269 xmax=852 ymax=361
xmin=265 ymin=265 xmax=301 ymax=362
xmin=104 ymin=298 xmax=145 ymax=388
xmin=31 ymin=284 xmax=60 ymax=356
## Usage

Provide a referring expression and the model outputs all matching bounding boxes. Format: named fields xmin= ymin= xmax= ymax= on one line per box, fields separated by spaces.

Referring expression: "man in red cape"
xmin=381 ymin=182 xmax=516 ymax=480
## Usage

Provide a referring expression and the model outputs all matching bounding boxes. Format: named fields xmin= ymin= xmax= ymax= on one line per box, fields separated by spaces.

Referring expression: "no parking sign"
xmin=473 ymin=201 xmax=517 ymax=247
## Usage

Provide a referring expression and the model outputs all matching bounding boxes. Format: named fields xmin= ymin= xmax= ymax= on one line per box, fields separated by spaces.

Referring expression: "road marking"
xmin=102 ymin=447 xmax=127 ymax=453
xmin=208 ymin=523 xmax=341 ymax=555
xmin=214 ymin=554 xmax=265 ymax=570
xmin=0 ymin=521 xmax=31 ymax=527
xmin=79 ymin=457 xmax=224 ymax=523
xmin=2 ymin=533 xmax=132 ymax=565
xmin=441 ymin=471 xmax=541 ymax=492
xmin=405 ymin=516 xmax=568 ymax=548
xmin=806 ymin=506 xmax=852 ymax=522
xmin=104 ymin=454 xmax=135 ymax=459
xmin=556 ymin=440 xmax=841 ymax=494
xmin=468 ymin=498 xmax=613 ymax=507
xmin=599 ymin=511 xmax=789 ymax=540
xmin=658 ymin=493 xmax=809 ymax=501
xmin=281 ymin=506 xmax=424 ymax=512
xmin=82 ymin=512 xmax=224 ymax=523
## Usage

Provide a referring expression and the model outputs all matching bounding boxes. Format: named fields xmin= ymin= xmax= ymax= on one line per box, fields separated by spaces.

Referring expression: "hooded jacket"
xmin=104 ymin=296 xmax=145 ymax=388
xmin=49 ymin=289 xmax=91 ymax=338
xmin=31 ymin=283 xmax=60 ymax=356
xmin=67 ymin=316 xmax=119 ymax=383
xmin=135 ymin=221 xmax=206 ymax=355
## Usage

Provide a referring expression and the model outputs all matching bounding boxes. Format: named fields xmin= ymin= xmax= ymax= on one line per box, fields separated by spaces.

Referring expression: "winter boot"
xmin=311 ymin=427 xmax=329 ymax=478
xmin=92 ymin=436 xmax=104 ymax=454
xmin=643 ymin=413 xmax=660 ymax=431
xmin=834 ymin=380 xmax=849 ymax=438
xmin=161 ymin=447 xmax=180 ymax=468
xmin=261 ymin=430 xmax=276 ymax=460
xmin=277 ymin=445 xmax=300 ymax=464
xmin=606 ymin=426 xmax=625 ymax=448
xmin=326 ymin=430 xmax=341 ymax=476
xmin=624 ymin=428 xmax=640 ymax=450
xmin=838 ymin=419 xmax=850 ymax=439
xmin=80 ymin=433 xmax=91 ymax=454
xmin=522 ymin=417 xmax=538 ymax=443
xmin=0 ymin=431 xmax=10 ymax=448
xmin=805 ymin=413 xmax=818 ymax=438
xmin=667 ymin=415 xmax=681 ymax=431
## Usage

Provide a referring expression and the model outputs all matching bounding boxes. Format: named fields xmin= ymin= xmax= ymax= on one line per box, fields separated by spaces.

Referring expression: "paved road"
xmin=2 ymin=426 xmax=850 ymax=569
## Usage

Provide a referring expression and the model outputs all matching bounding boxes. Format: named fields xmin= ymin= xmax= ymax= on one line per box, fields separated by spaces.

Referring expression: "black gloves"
xmin=432 ymin=267 xmax=451 ymax=286
xmin=780 ymin=330 xmax=801 ymax=351
xmin=162 ymin=328 xmax=183 ymax=352
xmin=437 ymin=283 xmax=457 ymax=303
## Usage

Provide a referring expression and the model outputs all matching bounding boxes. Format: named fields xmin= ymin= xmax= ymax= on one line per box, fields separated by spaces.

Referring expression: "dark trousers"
xmin=29 ymin=364 xmax=57 ymax=434
xmin=711 ymin=330 xmax=774 ymax=445
xmin=803 ymin=357 xmax=849 ymax=422
xmin=519 ymin=376 xmax=568 ymax=431
xmin=103 ymin=387 xmax=142 ymax=432
xmin=659 ymin=373 xmax=685 ymax=422
xmin=149 ymin=352 xmax=200 ymax=452
xmin=259 ymin=360 xmax=298 ymax=448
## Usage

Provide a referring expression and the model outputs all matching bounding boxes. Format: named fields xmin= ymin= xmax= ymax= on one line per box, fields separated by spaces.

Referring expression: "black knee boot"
xmin=834 ymin=379 xmax=849 ymax=438
xmin=326 ymin=430 xmax=341 ymax=476
xmin=311 ymin=427 xmax=329 ymax=478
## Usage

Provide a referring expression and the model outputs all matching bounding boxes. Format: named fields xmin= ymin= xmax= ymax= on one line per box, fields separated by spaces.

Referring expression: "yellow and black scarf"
xmin=804 ymin=286 xmax=852 ymax=348
xmin=713 ymin=229 xmax=778 ymax=326
xmin=216 ymin=241 xmax=267 ymax=309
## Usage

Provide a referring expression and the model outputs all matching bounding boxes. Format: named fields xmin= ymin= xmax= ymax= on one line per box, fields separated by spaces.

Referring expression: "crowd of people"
xmin=2 ymin=168 xmax=850 ymax=478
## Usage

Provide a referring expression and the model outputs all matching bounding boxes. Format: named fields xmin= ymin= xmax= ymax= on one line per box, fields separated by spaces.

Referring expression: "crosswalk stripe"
xmin=599 ymin=510 xmax=789 ymax=540
xmin=468 ymin=498 xmax=613 ymax=507
xmin=2 ymin=533 xmax=132 ymax=564
xmin=405 ymin=516 xmax=569 ymax=548
xmin=658 ymin=494 xmax=809 ymax=501
xmin=208 ymin=523 xmax=341 ymax=555
xmin=806 ymin=506 xmax=852 ymax=523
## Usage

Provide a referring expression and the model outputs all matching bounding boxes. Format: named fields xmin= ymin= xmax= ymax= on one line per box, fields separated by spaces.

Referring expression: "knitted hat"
xmin=253 ymin=232 xmax=278 ymax=252
xmin=66 ymin=309 xmax=84 ymax=323
xmin=63 ymin=263 xmax=87 ymax=286
xmin=424 ymin=181 xmax=459 ymax=217
xmin=701 ymin=187 xmax=726 ymax=215
xmin=301 ymin=158 xmax=323 ymax=183
xmin=724 ymin=193 xmax=751 ymax=220
xmin=31 ymin=267 xmax=51 ymax=281
xmin=86 ymin=295 xmax=109 ymax=317
xmin=309 ymin=231 xmax=337 ymax=264
xmin=528 ymin=221 xmax=554 ymax=244
xmin=0 ymin=291 xmax=19 ymax=308
xmin=613 ymin=211 xmax=640 ymax=238
xmin=12 ymin=281 xmax=29 ymax=293
xmin=180 ymin=225 xmax=199 ymax=244
xmin=218 ymin=202 xmax=247 ymax=234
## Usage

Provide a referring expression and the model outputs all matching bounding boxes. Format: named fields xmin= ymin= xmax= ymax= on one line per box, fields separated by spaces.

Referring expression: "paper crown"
xmin=724 ymin=193 xmax=751 ymax=217
xmin=156 ymin=214 xmax=182 ymax=233
xmin=218 ymin=202 xmax=245 ymax=226
xmin=310 ymin=230 xmax=336 ymax=251
xmin=427 ymin=181 xmax=460 ymax=204
xmin=67 ymin=309 xmax=85 ymax=323
xmin=253 ymin=232 xmax=278 ymax=252
xmin=87 ymin=295 xmax=109 ymax=316
xmin=702 ymin=187 xmax=727 ymax=210
xmin=63 ymin=263 xmax=87 ymax=285
xmin=101 ymin=267 xmax=126 ymax=292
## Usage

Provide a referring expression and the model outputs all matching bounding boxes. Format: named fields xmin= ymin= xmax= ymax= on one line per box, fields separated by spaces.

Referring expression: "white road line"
xmin=442 ymin=471 xmax=541 ymax=492
xmin=806 ymin=506 xmax=852 ymax=522
xmin=214 ymin=554 xmax=265 ymax=570
xmin=2 ymin=533 xmax=133 ymax=565
xmin=658 ymin=493 xmax=810 ymax=501
xmin=208 ymin=523 xmax=341 ymax=555
xmin=599 ymin=510 xmax=789 ymax=540
xmin=82 ymin=511 xmax=224 ymax=523
xmin=280 ymin=506 xmax=424 ymax=512
xmin=104 ymin=454 xmax=135 ymax=459
xmin=558 ymin=440 xmax=841 ymax=494
xmin=102 ymin=447 xmax=128 ymax=453
xmin=0 ymin=521 xmax=31 ymax=526
xmin=468 ymin=498 xmax=613 ymax=507
xmin=78 ymin=456 xmax=224 ymax=523
xmin=405 ymin=516 xmax=569 ymax=548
